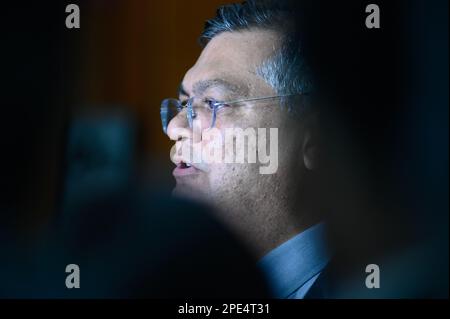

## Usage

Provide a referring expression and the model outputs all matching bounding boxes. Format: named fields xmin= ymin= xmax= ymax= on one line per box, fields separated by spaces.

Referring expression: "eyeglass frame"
xmin=160 ymin=93 xmax=307 ymax=134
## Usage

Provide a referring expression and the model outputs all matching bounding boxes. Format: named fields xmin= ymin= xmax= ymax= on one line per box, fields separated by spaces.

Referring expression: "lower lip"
xmin=173 ymin=165 xmax=201 ymax=177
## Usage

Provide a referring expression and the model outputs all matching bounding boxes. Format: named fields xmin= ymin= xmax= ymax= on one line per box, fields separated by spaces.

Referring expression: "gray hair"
xmin=200 ymin=0 xmax=313 ymax=114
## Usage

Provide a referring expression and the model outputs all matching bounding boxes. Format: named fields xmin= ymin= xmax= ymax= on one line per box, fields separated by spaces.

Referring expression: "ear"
xmin=302 ymin=113 xmax=320 ymax=171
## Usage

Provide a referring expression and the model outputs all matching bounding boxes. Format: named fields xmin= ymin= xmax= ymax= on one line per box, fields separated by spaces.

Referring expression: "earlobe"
xmin=302 ymin=114 xmax=320 ymax=171
xmin=303 ymin=131 xmax=317 ymax=171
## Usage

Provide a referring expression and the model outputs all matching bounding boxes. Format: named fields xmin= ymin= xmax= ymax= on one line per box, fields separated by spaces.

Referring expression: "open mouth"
xmin=173 ymin=161 xmax=199 ymax=177
xmin=179 ymin=161 xmax=192 ymax=169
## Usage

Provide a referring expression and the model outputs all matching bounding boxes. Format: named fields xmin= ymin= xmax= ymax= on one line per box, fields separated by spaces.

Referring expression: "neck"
xmin=214 ymin=197 xmax=318 ymax=259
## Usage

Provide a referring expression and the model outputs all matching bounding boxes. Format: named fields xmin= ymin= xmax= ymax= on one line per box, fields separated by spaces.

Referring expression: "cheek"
xmin=205 ymin=109 xmax=281 ymax=189
xmin=207 ymin=162 xmax=261 ymax=197
xmin=215 ymin=107 xmax=259 ymax=129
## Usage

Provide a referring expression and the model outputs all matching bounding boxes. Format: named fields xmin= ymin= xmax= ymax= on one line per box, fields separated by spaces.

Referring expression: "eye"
xmin=204 ymin=98 xmax=217 ymax=110
xmin=204 ymin=98 xmax=229 ymax=110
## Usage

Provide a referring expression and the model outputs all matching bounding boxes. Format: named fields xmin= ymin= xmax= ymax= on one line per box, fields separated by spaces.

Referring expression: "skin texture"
xmin=166 ymin=29 xmax=318 ymax=258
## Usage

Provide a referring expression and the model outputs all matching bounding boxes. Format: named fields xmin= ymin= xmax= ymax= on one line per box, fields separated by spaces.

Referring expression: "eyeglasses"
xmin=160 ymin=93 xmax=305 ymax=134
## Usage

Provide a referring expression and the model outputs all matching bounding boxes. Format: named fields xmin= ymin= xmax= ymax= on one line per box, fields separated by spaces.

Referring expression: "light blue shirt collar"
xmin=257 ymin=222 xmax=331 ymax=298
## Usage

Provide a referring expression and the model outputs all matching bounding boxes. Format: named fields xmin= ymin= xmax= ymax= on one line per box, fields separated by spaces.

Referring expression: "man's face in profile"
xmin=166 ymin=29 xmax=311 ymax=243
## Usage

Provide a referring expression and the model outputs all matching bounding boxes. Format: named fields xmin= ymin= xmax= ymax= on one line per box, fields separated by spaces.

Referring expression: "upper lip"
xmin=172 ymin=153 xmax=202 ymax=170
xmin=178 ymin=161 xmax=194 ymax=168
xmin=173 ymin=156 xmax=208 ymax=173
xmin=171 ymin=141 xmax=209 ymax=172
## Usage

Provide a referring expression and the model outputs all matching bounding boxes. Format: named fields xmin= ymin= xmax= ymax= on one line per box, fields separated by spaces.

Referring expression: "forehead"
xmin=181 ymin=29 xmax=280 ymax=97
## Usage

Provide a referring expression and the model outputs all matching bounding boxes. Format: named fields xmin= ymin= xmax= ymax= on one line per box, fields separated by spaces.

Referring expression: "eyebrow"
xmin=178 ymin=79 xmax=248 ymax=98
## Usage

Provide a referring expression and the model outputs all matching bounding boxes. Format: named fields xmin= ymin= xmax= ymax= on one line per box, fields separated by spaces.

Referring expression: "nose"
xmin=166 ymin=104 xmax=211 ymax=143
xmin=166 ymin=111 xmax=192 ymax=142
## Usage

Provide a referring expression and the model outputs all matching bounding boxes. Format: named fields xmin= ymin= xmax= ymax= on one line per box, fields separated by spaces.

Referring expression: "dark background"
xmin=1 ymin=0 xmax=231 ymax=238
xmin=0 ymin=0 xmax=448 ymax=298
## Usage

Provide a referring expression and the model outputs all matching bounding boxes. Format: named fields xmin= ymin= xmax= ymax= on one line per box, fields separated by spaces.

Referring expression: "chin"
xmin=172 ymin=183 xmax=210 ymax=204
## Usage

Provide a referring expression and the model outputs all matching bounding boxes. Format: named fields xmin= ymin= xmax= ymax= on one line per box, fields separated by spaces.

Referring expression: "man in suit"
xmin=162 ymin=0 xmax=330 ymax=298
